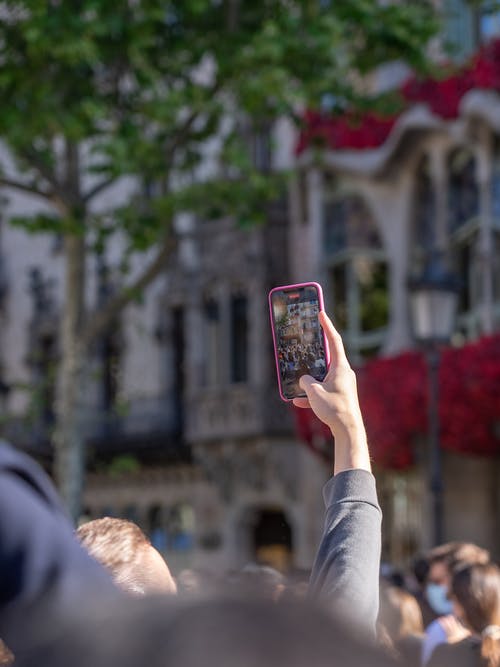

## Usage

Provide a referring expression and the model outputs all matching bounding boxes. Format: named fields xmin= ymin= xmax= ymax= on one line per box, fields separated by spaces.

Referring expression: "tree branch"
xmin=0 ymin=176 xmax=69 ymax=216
xmin=19 ymin=147 xmax=71 ymax=209
xmin=79 ymin=233 xmax=177 ymax=348
xmin=0 ymin=176 xmax=51 ymax=199
xmin=83 ymin=176 xmax=117 ymax=203
xmin=165 ymin=79 xmax=222 ymax=161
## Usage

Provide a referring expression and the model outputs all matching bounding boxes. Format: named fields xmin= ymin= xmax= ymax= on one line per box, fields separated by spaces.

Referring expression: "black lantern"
xmin=408 ymin=250 xmax=459 ymax=344
xmin=408 ymin=250 xmax=459 ymax=547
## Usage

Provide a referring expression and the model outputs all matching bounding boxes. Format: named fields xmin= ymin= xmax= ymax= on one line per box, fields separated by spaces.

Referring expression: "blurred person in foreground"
xmin=14 ymin=309 xmax=387 ymax=666
xmin=18 ymin=594 xmax=398 ymax=667
xmin=422 ymin=542 xmax=490 ymax=664
xmin=378 ymin=582 xmax=425 ymax=667
xmin=77 ymin=517 xmax=177 ymax=596
xmin=0 ymin=440 xmax=117 ymax=658
xmin=428 ymin=562 xmax=500 ymax=667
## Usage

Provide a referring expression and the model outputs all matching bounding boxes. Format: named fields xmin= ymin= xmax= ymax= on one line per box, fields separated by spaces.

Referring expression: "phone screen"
xmin=270 ymin=284 xmax=328 ymax=400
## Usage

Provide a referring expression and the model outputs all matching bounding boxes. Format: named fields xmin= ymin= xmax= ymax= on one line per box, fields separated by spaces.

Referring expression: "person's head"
xmin=230 ymin=564 xmax=286 ymax=602
xmin=77 ymin=517 xmax=177 ymax=596
xmin=19 ymin=595 xmax=398 ymax=667
xmin=450 ymin=562 xmax=500 ymax=667
xmin=424 ymin=542 xmax=490 ymax=616
xmin=378 ymin=584 xmax=424 ymax=643
xmin=412 ymin=555 xmax=430 ymax=589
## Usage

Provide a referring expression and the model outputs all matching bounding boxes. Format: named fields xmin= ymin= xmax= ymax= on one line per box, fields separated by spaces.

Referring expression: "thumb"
xmin=299 ymin=374 xmax=316 ymax=396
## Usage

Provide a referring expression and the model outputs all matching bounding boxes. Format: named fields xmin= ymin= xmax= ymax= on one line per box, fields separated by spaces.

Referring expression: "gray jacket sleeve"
xmin=308 ymin=469 xmax=382 ymax=637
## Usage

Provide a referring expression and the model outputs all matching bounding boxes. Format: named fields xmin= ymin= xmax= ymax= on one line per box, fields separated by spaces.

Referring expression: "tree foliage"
xmin=0 ymin=1 xmax=437 ymax=272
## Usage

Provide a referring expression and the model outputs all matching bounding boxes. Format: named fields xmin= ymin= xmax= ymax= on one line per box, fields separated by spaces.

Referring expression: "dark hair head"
xmin=426 ymin=542 xmax=490 ymax=575
xmin=412 ymin=556 xmax=430 ymax=586
xmin=451 ymin=563 xmax=500 ymax=667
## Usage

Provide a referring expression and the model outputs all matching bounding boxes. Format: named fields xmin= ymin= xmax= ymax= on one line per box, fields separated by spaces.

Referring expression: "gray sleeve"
xmin=308 ymin=469 xmax=382 ymax=637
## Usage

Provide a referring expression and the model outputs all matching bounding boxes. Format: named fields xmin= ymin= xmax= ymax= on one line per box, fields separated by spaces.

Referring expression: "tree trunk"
xmin=53 ymin=233 xmax=87 ymax=523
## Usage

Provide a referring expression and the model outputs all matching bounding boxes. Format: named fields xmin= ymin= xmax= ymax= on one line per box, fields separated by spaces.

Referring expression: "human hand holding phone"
xmin=293 ymin=311 xmax=371 ymax=475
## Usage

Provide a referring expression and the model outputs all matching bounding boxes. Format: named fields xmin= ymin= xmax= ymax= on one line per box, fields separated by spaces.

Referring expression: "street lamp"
xmin=408 ymin=250 xmax=459 ymax=546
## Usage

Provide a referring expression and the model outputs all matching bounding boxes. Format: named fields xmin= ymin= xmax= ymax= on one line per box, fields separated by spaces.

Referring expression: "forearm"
xmin=332 ymin=421 xmax=371 ymax=475
xmin=309 ymin=470 xmax=382 ymax=637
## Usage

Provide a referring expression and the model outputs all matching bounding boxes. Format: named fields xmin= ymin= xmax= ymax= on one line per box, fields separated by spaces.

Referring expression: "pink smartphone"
xmin=269 ymin=282 xmax=330 ymax=401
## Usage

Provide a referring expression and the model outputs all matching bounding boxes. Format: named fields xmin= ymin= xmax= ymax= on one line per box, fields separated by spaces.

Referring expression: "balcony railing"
xmin=185 ymin=384 xmax=293 ymax=443
xmin=1 ymin=398 xmax=187 ymax=461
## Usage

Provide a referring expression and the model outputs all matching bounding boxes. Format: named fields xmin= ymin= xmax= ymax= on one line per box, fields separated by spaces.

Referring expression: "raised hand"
xmin=293 ymin=311 xmax=371 ymax=474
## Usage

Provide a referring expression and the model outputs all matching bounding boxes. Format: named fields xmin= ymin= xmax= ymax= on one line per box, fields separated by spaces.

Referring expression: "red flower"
xmin=297 ymin=38 xmax=500 ymax=154
xmin=293 ymin=334 xmax=500 ymax=469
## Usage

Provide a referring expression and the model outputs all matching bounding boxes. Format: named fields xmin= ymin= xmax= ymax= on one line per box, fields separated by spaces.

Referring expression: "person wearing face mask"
xmin=421 ymin=542 xmax=490 ymax=666
xmin=428 ymin=562 xmax=500 ymax=667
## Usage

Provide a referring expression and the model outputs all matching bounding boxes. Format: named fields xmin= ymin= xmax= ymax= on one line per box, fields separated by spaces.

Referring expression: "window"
xmin=171 ymin=306 xmax=185 ymax=432
xmin=448 ymin=148 xmax=479 ymax=233
xmin=442 ymin=0 xmax=476 ymax=60
xmin=202 ymin=298 xmax=221 ymax=386
xmin=239 ymin=117 xmax=272 ymax=173
xmin=411 ymin=155 xmax=436 ymax=272
xmin=101 ymin=327 xmax=122 ymax=412
xmin=166 ymin=503 xmax=195 ymax=552
xmin=230 ymin=294 xmax=248 ymax=383
xmin=27 ymin=267 xmax=58 ymax=431
xmin=447 ymin=148 xmax=482 ymax=333
xmin=252 ymin=124 xmax=272 ymax=172
xmin=34 ymin=333 xmax=57 ymax=428
xmin=323 ymin=195 xmax=389 ymax=361
xmin=441 ymin=0 xmax=500 ymax=59
xmin=476 ymin=1 xmax=500 ymax=44
xmin=148 ymin=504 xmax=167 ymax=552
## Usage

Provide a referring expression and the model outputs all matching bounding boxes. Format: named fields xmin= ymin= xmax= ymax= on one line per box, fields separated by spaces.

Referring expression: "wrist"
xmin=331 ymin=419 xmax=370 ymax=469
xmin=329 ymin=417 xmax=366 ymax=444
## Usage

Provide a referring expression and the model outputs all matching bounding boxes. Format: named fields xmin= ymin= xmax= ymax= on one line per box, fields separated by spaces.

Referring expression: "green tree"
xmin=0 ymin=0 xmax=437 ymax=520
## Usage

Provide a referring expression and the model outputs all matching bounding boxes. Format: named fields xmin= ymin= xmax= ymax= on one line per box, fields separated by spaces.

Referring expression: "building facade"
xmin=1 ymin=2 xmax=499 ymax=574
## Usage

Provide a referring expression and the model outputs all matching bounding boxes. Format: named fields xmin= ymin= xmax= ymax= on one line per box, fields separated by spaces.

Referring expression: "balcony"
xmin=185 ymin=384 xmax=293 ymax=443
xmin=1 ymin=398 xmax=189 ymax=464
xmin=84 ymin=398 xmax=189 ymax=461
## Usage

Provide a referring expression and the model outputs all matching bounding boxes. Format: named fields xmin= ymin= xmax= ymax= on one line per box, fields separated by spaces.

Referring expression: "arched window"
xmin=252 ymin=508 xmax=293 ymax=573
xmin=323 ymin=194 xmax=389 ymax=361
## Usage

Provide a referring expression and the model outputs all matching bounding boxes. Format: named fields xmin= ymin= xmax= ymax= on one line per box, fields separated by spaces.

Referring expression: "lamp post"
xmin=408 ymin=250 xmax=459 ymax=546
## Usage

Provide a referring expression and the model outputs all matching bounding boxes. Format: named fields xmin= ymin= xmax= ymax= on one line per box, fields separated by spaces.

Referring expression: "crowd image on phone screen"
xmin=272 ymin=288 xmax=327 ymax=399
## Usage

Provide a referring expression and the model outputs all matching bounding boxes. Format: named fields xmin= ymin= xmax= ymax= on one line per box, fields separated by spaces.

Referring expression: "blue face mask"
xmin=426 ymin=583 xmax=454 ymax=616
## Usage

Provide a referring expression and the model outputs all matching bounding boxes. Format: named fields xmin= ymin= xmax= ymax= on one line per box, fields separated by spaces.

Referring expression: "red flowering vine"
xmin=296 ymin=38 xmax=500 ymax=154
xmin=293 ymin=334 xmax=500 ymax=469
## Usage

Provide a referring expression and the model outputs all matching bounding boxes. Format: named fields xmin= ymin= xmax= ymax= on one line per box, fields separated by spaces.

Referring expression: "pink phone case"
xmin=268 ymin=282 xmax=330 ymax=402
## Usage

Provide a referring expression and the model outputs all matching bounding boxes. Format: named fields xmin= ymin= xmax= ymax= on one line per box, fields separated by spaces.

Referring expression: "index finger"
xmin=319 ymin=310 xmax=350 ymax=369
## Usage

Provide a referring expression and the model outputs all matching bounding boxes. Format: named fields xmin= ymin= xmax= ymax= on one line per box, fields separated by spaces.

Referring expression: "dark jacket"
xmin=0 ymin=440 xmax=115 ymax=650
xmin=428 ymin=636 xmax=482 ymax=667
